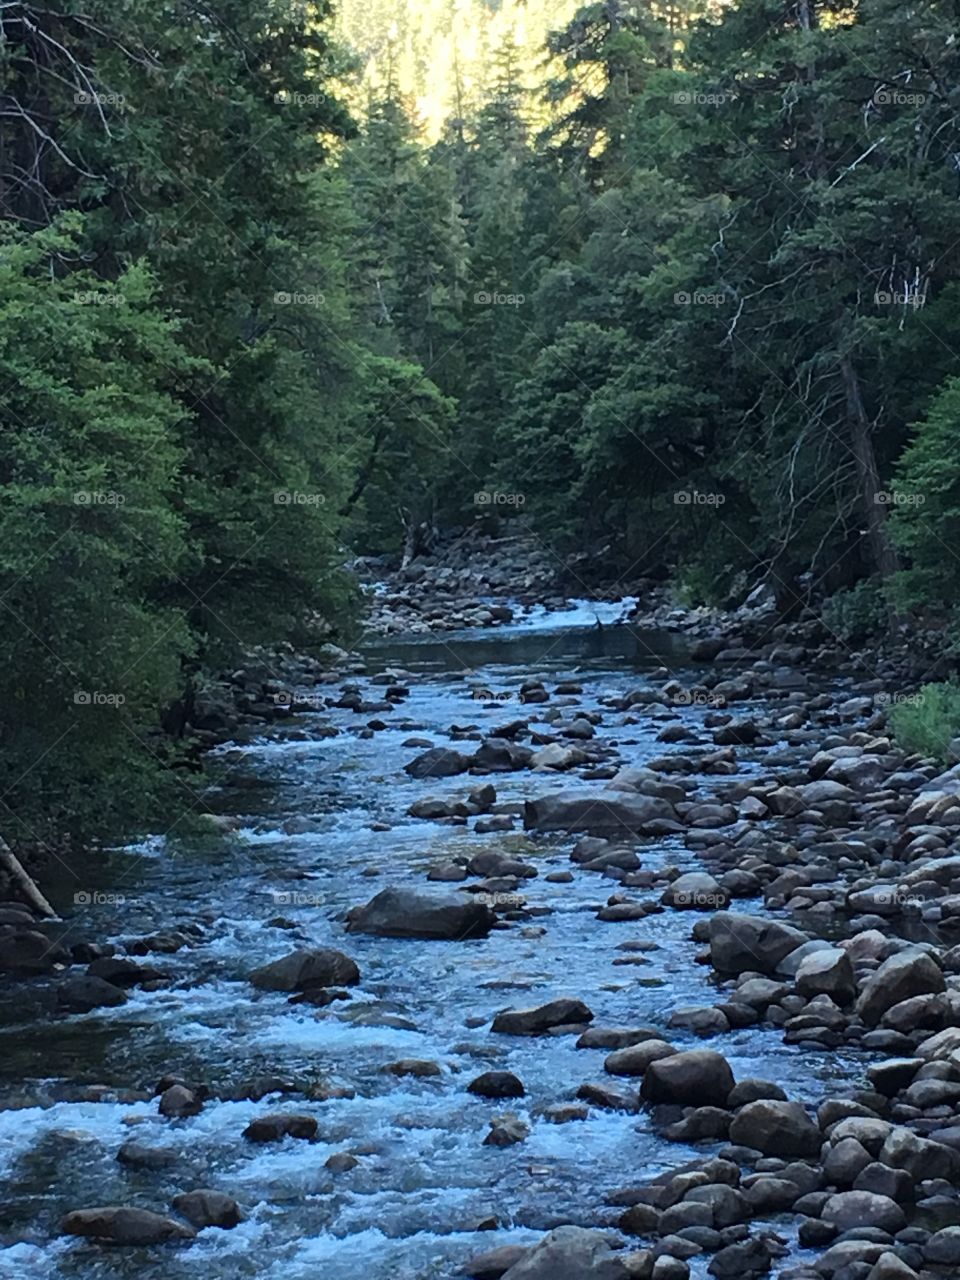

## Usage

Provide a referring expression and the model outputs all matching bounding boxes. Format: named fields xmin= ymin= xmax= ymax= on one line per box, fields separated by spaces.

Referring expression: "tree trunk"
xmin=0 ymin=841 xmax=56 ymax=918
xmin=840 ymin=356 xmax=901 ymax=581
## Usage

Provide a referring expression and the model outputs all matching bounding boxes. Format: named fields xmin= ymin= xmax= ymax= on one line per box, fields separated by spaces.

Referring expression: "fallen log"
xmin=0 ymin=840 xmax=56 ymax=918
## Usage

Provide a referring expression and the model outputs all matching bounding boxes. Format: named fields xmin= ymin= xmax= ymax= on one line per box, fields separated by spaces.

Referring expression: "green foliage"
xmin=889 ymin=683 xmax=960 ymax=763
xmin=821 ymin=582 xmax=890 ymax=644
xmin=341 ymin=357 xmax=457 ymax=553
xmin=889 ymin=375 xmax=960 ymax=613
xmin=0 ymin=219 xmax=196 ymax=840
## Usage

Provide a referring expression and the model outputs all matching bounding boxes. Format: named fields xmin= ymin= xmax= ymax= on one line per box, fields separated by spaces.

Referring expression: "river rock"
xmin=795 ymin=948 xmax=856 ymax=1004
xmin=250 ymin=948 xmax=360 ymax=991
xmin=61 ymin=1206 xmax=196 ymax=1244
xmin=404 ymin=747 xmax=474 ymax=778
xmin=484 ymin=1114 xmax=529 ymax=1147
xmin=468 ymin=1071 xmax=525 ymax=1098
xmin=116 ymin=1141 xmax=177 ymax=1170
xmin=492 ymin=998 xmax=593 ymax=1035
xmin=728 ymin=1100 xmax=821 ymax=1157
xmin=346 ymin=888 xmax=495 ymax=939
xmin=822 ymin=1190 xmax=906 ymax=1234
xmin=172 ymin=1189 xmax=241 ymax=1229
xmin=639 ymin=1050 xmax=735 ymax=1106
xmin=158 ymin=1084 xmax=203 ymax=1118
xmin=523 ymin=792 xmax=675 ymax=835
xmin=605 ymin=1040 xmax=677 ymax=1077
xmin=662 ymin=873 xmax=729 ymax=911
xmin=708 ymin=913 xmax=809 ymax=975
xmin=855 ymin=948 xmax=945 ymax=1026
xmin=57 ymin=974 xmax=128 ymax=1013
xmin=0 ymin=927 xmax=68 ymax=973
xmin=242 ymin=1113 xmax=317 ymax=1142
xmin=464 ymin=1244 xmax=531 ymax=1279
xmin=499 ymin=1225 xmax=630 ymax=1279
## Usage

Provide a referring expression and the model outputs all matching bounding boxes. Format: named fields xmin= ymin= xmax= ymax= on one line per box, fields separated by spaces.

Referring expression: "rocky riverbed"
xmin=2 ymin=598 xmax=960 ymax=1280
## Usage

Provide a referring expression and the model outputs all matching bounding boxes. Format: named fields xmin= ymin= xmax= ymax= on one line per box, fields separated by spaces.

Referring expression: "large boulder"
xmin=171 ymin=1190 xmax=241 ymax=1230
xmin=639 ymin=1050 xmax=735 ymax=1107
xmin=492 ymin=999 xmax=593 ymax=1035
xmin=500 ymin=1225 xmax=630 ymax=1280
xmin=795 ymin=948 xmax=856 ymax=1004
xmin=61 ymin=1206 xmax=196 ymax=1244
xmin=822 ymin=1191 xmax=906 ymax=1234
xmin=250 ymin=948 xmax=359 ymax=991
xmin=242 ymin=1113 xmax=317 ymax=1143
xmin=346 ymin=888 xmax=495 ymax=940
xmin=728 ymin=1100 xmax=821 ymax=1157
xmin=404 ymin=747 xmax=473 ymax=778
xmin=523 ymin=791 xmax=675 ymax=836
xmin=57 ymin=974 xmax=128 ymax=1012
xmin=0 ymin=927 xmax=68 ymax=974
xmin=474 ymin=739 xmax=534 ymax=771
xmin=856 ymin=948 xmax=945 ymax=1026
xmin=708 ymin=913 xmax=809 ymax=976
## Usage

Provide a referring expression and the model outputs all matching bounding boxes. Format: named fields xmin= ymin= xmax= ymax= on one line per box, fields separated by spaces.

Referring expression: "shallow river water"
xmin=0 ymin=603 xmax=870 ymax=1279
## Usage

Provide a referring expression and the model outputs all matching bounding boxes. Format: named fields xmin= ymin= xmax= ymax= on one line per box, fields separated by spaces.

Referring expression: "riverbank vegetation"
xmin=3 ymin=0 xmax=960 ymax=842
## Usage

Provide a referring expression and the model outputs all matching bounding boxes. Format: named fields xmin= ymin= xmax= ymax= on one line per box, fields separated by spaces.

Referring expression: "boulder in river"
xmin=708 ymin=912 xmax=809 ymax=975
xmin=172 ymin=1189 xmax=241 ymax=1229
xmin=346 ymin=888 xmax=495 ymax=940
xmin=855 ymin=947 xmax=945 ymax=1026
xmin=523 ymin=791 xmax=676 ymax=835
xmin=250 ymin=948 xmax=360 ymax=992
xmin=404 ymin=747 xmax=474 ymax=778
xmin=243 ymin=1113 xmax=317 ymax=1143
xmin=639 ymin=1050 xmax=735 ymax=1106
xmin=498 ymin=1225 xmax=630 ymax=1279
xmin=728 ymin=1099 xmax=821 ymax=1157
xmin=492 ymin=998 xmax=593 ymax=1035
xmin=57 ymin=974 xmax=128 ymax=1013
xmin=61 ymin=1206 xmax=196 ymax=1244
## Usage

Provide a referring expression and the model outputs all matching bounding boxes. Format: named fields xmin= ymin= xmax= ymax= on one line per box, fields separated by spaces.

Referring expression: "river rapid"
xmin=0 ymin=601 xmax=872 ymax=1280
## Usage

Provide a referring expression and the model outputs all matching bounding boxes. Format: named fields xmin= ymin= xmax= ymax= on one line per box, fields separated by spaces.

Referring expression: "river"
xmin=0 ymin=601 xmax=869 ymax=1279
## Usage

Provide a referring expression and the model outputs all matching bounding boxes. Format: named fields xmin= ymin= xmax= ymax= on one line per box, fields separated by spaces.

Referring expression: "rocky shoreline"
xmin=4 ymin=563 xmax=960 ymax=1279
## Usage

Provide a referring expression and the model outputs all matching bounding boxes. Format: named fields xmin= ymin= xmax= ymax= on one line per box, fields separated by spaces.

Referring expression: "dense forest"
xmin=3 ymin=0 xmax=960 ymax=845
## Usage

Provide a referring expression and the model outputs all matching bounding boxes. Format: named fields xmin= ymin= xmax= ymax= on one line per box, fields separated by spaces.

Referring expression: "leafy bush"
xmin=821 ymin=581 xmax=889 ymax=643
xmin=889 ymin=682 xmax=960 ymax=762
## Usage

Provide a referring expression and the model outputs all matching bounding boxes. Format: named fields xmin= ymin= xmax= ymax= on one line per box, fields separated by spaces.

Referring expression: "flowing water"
xmin=0 ymin=602 xmax=869 ymax=1279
